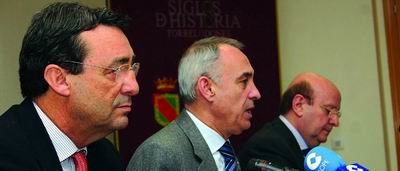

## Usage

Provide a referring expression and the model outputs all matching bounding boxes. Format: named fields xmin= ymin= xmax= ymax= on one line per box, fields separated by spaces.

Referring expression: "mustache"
xmin=246 ymin=101 xmax=255 ymax=109
xmin=112 ymin=95 xmax=131 ymax=108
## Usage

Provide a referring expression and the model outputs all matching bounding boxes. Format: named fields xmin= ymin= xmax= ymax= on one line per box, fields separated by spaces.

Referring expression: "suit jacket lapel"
xmin=16 ymin=99 xmax=62 ymax=170
xmin=275 ymin=118 xmax=305 ymax=167
xmin=176 ymin=111 xmax=218 ymax=170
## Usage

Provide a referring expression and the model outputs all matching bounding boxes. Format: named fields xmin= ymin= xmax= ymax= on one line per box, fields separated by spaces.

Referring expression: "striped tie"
xmin=219 ymin=141 xmax=237 ymax=171
xmin=71 ymin=150 xmax=88 ymax=171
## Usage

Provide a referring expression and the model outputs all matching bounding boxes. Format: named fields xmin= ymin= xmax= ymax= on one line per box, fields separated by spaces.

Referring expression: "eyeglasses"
xmin=63 ymin=60 xmax=140 ymax=82
xmin=320 ymin=105 xmax=341 ymax=118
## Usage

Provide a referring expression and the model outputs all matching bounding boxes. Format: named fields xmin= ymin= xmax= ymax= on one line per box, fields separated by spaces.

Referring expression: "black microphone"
xmin=246 ymin=158 xmax=300 ymax=171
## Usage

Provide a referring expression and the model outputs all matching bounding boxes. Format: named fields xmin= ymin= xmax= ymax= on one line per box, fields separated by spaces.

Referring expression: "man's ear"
xmin=197 ymin=76 xmax=215 ymax=102
xmin=292 ymin=94 xmax=308 ymax=117
xmin=43 ymin=64 xmax=70 ymax=96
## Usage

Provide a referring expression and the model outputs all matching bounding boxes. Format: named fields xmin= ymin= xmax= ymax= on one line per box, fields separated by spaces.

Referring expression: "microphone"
xmin=336 ymin=163 xmax=369 ymax=171
xmin=246 ymin=158 xmax=300 ymax=171
xmin=304 ymin=146 xmax=346 ymax=171
xmin=304 ymin=146 xmax=369 ymax=171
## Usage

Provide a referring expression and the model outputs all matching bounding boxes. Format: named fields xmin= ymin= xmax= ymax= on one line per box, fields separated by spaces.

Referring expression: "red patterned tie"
xmin=71 ymin=151 xmax=88 ymax=171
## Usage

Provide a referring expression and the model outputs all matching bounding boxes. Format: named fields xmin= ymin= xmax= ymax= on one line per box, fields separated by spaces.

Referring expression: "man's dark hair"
xmin=19 ymin=2 xmax=130 ymax=98
xmin=279 ymin=81 xmax=314 ymax=115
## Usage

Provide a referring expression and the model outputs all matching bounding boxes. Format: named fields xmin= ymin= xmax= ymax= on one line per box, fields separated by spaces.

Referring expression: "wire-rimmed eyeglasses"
xmin=63 ymin=60 xmax=140 ymax=82
xmin=320 ymin=105 xmax=341 ymax=118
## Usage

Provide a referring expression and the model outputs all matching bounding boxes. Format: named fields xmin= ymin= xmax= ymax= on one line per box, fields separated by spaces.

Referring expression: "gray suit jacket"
xmin=126 ymin=111 xmax=219 ymax=171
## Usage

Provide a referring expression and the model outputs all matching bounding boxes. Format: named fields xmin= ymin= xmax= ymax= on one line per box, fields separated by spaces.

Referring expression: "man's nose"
xmin=329 ymin=115 xmax=340 ymax=127
xmin=249 ymin=83 xmax=261 ymax=100
xmin=120 ymin=71 xmax=139 ymax=96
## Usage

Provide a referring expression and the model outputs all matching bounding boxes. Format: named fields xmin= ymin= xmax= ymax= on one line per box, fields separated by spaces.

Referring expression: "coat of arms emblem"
xmin=153 ymin=77 xmax=180 ymax=126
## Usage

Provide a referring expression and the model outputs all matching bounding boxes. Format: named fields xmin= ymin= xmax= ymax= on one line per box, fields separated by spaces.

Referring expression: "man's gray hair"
xmin=178 ymin=36 xmax=244 ymax=103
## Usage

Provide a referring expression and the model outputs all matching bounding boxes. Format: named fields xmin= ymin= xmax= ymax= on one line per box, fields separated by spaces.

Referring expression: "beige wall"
xmin=0 ymin=0 xmax=397 ymax=170
xmin=277 ymin=0 xmax=396 ymax=170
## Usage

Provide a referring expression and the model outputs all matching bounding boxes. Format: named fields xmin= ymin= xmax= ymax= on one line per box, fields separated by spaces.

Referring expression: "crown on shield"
xmin=155 ymin=77 xmax=177 ymax=92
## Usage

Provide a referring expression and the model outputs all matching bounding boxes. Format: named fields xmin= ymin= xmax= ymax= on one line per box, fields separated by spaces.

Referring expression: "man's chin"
xmin=236 ymin=122 xmax=251 ymax=134
xmin=112 ymin=117 xmax=129 ymax=130
xmin=318 ymin=137 xmax=328 ymax=143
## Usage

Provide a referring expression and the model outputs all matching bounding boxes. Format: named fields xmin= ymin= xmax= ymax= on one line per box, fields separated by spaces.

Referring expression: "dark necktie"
xmin=302 ymin=148 xmax=311 ymax=156
xmin=71 ymin=150 xmax=88 ymax=171
xmin=218 ymin=141 xmax=237 ymax=171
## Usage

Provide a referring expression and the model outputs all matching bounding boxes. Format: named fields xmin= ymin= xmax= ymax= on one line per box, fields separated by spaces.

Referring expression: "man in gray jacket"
xmin=126 ymin=36 xmax=261 ymax=171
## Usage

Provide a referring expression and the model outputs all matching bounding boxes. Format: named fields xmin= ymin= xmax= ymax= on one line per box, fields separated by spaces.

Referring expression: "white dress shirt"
xmin=33 ymin=101 xmax=87 ymax=171
xmin=187 ymin=110 xmax=227 ymax=171
xmin=279 ymin=115 xmax=308 ymax=150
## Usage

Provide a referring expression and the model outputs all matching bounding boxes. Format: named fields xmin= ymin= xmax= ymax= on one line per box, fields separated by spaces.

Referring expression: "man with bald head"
xmin=239 ymin=72 xmax=341 ymax=171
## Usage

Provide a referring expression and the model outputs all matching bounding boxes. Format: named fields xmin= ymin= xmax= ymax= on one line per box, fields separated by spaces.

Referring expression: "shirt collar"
xmin=33 ymin=101 xmax=87 ymax=162
xmin=279 ymin=115 xmax=308 ymax=150
xmin=186 ymin=109 xmax=226 ymax=153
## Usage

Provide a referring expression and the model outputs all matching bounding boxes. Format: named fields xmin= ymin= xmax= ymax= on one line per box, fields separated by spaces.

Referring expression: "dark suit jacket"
xmin=126 ymin=111 xmax=219 ymax=171
xmin=0 ymin=99 xmax=124 ymax=171
xmin=238 ymin=117 xmax=305 ymax=171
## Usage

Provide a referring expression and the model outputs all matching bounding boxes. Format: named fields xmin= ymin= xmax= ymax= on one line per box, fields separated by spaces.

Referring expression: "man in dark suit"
xmin=127 ymin=36 xmax=261 ymax=171
xmin=0 ymin=2 xmax=139 ymax=171
xmin=239 ymin=73 xmax=341 ymax=171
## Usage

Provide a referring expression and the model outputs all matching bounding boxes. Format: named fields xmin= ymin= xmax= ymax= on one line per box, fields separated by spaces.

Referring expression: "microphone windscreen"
xmin=304 ymin=146 xmax=346 ymax=171
xmin=336 ymin=163 xmax=369 ymax=171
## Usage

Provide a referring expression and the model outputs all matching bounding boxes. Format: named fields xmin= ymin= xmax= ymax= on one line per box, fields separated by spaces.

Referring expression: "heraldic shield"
xmin=153 ymin=78 xmax=180 ymax=126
